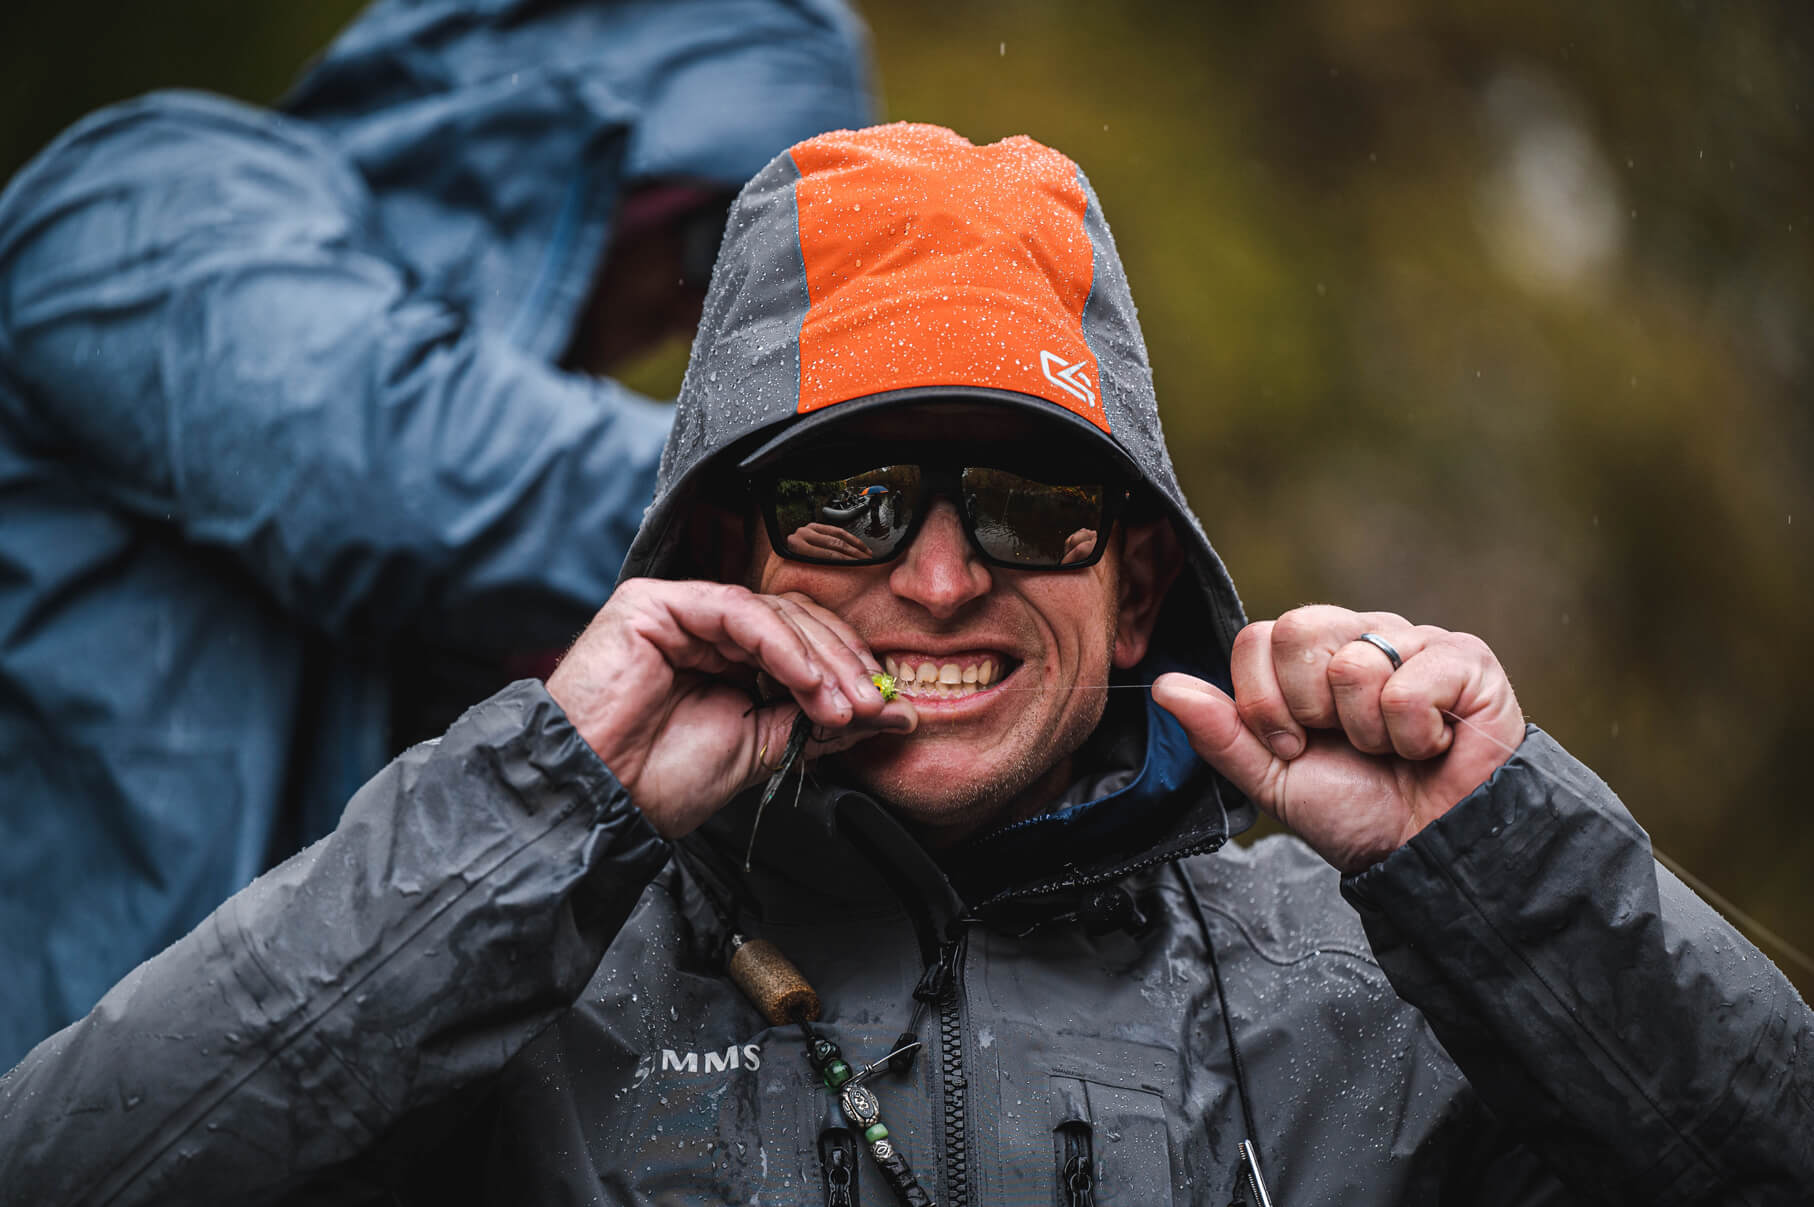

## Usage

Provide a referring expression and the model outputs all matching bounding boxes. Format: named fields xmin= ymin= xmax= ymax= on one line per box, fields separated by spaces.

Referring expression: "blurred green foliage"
xmin=3 ymin=0 xmax=1809 ymax=992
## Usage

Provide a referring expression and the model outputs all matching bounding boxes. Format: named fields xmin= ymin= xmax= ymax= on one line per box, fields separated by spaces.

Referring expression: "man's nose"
xmin=889 ymin=499 xmax=992 ymax=618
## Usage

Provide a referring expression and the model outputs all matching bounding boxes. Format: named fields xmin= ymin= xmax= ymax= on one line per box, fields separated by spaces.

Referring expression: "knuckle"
xmin=1452 ymin=631 xmax=1495 ymax=661
xmin=1291 ymin=602 xmax=1352 ymax=630
xmin=1288 ymin=696 xmax=1334 ymax=726
xmin=1270 ymin=608 xmax=1317 ymax=646
xmin=1235 ymin=693 xmax=1278 ymax=728
xmin=1232 ymin=620 xmax=1274 ymax=657
xmin=1326 ymin=645 xmax=1376 ymax=684
xmin=1378 ymin=681 xmax=1422 ymax=717
xmin=607 ymin=576 xmax=659 ymax=611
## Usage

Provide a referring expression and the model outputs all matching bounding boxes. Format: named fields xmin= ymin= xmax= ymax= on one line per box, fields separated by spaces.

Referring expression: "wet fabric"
xmin=2 ymin=684 xmax=1808 ymax=1204
xmin=625 ymin=123 xmax=1248 ymax=679
xmin=2 ymin=123 xmax=1810 ymax=1204
xmin=0 ymin=0 xmax=873 ymax=1065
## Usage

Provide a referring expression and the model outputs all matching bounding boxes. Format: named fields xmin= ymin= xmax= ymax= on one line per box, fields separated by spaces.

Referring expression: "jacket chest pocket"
xmin=1049 ymin=1074 xmax=1175 ymax=1207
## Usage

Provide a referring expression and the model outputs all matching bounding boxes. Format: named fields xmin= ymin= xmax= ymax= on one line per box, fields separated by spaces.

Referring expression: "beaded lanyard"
xmin=725 ymin=674 xmax=939 ymax=1203
xmin=726 ymin=933 xmax=936 ymax=1207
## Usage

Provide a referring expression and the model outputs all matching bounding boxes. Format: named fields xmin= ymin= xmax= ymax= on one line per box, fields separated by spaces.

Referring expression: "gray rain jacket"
xmin=2 ymin=125 xmax=1809 ymax=1206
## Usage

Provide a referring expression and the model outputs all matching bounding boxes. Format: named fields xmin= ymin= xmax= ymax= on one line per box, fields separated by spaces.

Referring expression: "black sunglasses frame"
xmin=751 ymin=461 xmax=1129 ymax=571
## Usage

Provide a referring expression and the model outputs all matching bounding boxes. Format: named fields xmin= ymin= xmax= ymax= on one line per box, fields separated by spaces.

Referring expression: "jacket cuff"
xmin=1341 ymin=723 xmax=1597 ymax=906
xmin=1333 ymin=725 xmax=1814 ymax=1202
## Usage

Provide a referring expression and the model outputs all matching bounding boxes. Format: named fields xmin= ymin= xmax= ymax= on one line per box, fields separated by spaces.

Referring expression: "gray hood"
xmin=619 ymin=122 xmax=1248 ymax=683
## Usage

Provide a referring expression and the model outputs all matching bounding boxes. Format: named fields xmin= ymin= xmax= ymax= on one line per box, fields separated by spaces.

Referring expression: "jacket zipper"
xmin=921 ymin=932 xmax=971 ymax=1207
xmin=819 ymin=1127 xmax=860 ymax=1207
xmin=980 ymin=835 xmax=1228 ymax=912
xmin=1057 ymin=1121 xmax=1097 ymax=1207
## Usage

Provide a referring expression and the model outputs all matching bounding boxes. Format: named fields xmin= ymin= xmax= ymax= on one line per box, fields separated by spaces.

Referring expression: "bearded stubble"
xmin=829 ymin=571 xmax=1123 ymax=842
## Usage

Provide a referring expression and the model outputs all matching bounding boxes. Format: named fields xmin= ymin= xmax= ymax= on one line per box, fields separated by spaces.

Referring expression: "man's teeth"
xmin=882 ymin=655 xmax=999 ymax=698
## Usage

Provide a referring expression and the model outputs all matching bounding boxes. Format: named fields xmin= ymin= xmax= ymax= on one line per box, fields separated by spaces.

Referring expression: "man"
xmin=3 ymin=124 xmax=1809 ymax=1205
xmin=0 ymin=0 xmax=873 ymax=1065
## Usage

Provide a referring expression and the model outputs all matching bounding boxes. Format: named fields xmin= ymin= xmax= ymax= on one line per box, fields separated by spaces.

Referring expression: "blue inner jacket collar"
xmin=939 ymin=655 xmax=1240 ymax=905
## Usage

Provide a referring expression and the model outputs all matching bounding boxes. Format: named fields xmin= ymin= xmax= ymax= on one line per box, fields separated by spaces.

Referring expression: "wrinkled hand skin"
xmin=546 ymin=579 xmax=917 ymax=838
xmin=1152 ymin=605 xmax=1526 ymax=873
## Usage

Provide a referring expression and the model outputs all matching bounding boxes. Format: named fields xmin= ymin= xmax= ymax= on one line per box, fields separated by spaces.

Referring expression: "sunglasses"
xmin=752 ymin=456 xmax=1128 ymax=570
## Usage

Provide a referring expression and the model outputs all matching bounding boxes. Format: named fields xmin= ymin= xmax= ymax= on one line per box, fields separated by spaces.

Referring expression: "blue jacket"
xmin=0 ymin=0 xmax=873 ymax=1066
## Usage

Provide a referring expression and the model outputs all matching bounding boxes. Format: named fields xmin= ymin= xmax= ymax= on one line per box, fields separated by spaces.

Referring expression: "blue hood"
xmin=284 ymin=0 xmax=874 ymax=361
xmin=0 ymin=0 xmax=872 ymax=1068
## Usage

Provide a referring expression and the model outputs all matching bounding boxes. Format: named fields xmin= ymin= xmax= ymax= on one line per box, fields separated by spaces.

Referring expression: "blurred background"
xmin=3 ymin=0 xmax=1808 ymax=995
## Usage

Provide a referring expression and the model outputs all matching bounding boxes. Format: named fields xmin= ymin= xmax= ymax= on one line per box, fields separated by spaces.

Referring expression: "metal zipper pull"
xmin=1227 ymin=1138 xmax=1275 ymax=1207
xmin=819 ymin=1127 xmax=860 ymax=1207
xmin=1056 ymin=1121 xmax=1097 ymax=1207
xmin=912 ymin=933 xmax=966 ymax=1003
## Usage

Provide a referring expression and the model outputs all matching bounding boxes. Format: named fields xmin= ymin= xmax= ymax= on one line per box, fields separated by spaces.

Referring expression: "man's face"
xmin=746 ymin=436 xmax=1170 ymax=845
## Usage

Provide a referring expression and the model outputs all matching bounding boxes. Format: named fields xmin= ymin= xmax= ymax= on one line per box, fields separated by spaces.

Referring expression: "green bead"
xmin=823 ymin=1060 xmax=852 ymax=1087
xmin=864 ymin=1123 xmax=889 ymax=1144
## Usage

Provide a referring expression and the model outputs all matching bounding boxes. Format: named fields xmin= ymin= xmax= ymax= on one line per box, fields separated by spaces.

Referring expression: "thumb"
xmin=1151 ymin=672 xmax=1279 ymax=803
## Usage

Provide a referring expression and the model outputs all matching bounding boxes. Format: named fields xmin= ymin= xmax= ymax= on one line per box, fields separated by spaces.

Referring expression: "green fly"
xmin=745 ymin=673 xmax=897 ymax=868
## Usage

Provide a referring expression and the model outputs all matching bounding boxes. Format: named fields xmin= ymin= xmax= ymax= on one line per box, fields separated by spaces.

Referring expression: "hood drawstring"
xmin=1172 ymin=864 xmax=1276 ymax=1206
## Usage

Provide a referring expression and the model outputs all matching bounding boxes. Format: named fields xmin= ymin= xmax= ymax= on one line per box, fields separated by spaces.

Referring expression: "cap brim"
xmin=735 ymin=386 xmax=1143 ymax=481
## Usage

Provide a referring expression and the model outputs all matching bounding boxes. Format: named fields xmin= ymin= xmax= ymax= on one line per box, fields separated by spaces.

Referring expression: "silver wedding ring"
xmin=1356 ymin=632 xmax=1403 ymax=672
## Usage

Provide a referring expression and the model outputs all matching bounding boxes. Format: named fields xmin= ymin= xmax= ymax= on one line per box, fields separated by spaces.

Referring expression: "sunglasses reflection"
xmin=769 ymin=462 xmax=1117 ymax=568
xmin=785 ymin=482 xmax=898 ymax=559
xmin=1060 ymin=528 xmax=1098 ymax=565
xmin=784 ymin=514 xmax=1101 ymax=567
xmin=786 ymin=520 xmax=879 ymax=561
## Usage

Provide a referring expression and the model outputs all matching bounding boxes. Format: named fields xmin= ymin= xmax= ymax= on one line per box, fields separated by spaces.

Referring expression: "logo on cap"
xmin=1040 ymin=350 xmax=1097 ymax=409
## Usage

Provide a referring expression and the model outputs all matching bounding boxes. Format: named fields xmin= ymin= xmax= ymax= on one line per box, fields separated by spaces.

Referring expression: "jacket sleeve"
xmin=0 ymin=92 xmax=669 ymax=650
xmin=1342 ymin=727 xmax=1814 ymax=1206
xmin=0 ymin=678 xmax=671 ymax=1205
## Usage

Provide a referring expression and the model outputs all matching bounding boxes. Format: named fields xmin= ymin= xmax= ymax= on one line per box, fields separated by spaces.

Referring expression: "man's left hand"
xmin=1152 ymin=606 xmax=1525 ymax=873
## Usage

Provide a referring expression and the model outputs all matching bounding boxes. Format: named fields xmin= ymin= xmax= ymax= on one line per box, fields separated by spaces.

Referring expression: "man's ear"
xmin=1112 ymin=517 xmax=1182 ymax=670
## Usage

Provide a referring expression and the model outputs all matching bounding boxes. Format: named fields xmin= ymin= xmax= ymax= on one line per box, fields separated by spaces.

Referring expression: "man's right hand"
xmin=785 ymin=520 xmax=874 ymax=562
xmin=545 ymin=579 xmax=917 ymax=837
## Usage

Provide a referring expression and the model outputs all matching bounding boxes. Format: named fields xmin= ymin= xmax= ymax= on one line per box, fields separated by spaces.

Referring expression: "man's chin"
xmin=826 ymin=739 xmax=1065 ymax=847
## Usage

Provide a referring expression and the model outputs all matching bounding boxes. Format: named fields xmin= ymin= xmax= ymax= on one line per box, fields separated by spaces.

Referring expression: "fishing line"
xmin=849 ymin=681 xmax=1814 ymax=977
xmin=1439 ymin=709 xmax=1814 ymax=979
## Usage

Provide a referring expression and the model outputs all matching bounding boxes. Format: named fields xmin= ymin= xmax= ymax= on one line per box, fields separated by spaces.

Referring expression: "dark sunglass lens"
xmin=962 ymin=468 xmax=1107 ymax=566
xmin=771 ymin=466 xmax=920 ymax=563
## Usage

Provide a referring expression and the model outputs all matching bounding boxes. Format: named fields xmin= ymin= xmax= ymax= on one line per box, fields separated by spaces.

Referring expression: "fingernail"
xmin=1155 ymin=672 xmax=1213 ymax=697
xmin=1267 ymin=731 xmax=1303 ymax=759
